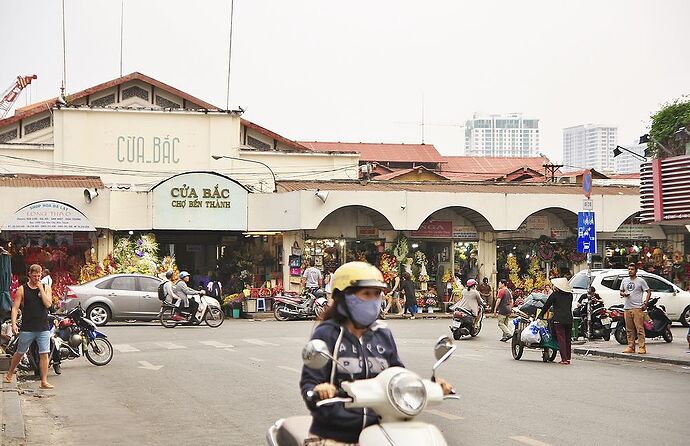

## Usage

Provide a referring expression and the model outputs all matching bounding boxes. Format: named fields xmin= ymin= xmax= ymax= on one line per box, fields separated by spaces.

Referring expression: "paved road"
xmin=14 ymin=319 xmax=690 ymax=446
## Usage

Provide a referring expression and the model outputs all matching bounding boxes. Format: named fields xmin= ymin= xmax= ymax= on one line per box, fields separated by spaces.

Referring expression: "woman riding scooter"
xmin=173 ymin=271 xmax=203 ymax=322
xmin=300 ymin=262 xmax=453 ymax=445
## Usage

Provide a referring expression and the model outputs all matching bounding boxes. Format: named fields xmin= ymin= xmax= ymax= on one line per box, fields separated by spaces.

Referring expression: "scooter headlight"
xmin=387 ymin=372 xmax=427 ymax=417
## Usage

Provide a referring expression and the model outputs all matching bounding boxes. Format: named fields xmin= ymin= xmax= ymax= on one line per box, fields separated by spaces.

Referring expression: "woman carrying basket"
xmin=537 ymin=278 xmax=574 ymax=365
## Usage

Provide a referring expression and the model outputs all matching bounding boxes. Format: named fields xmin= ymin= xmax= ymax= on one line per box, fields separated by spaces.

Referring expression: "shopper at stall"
xmin=494 ymin=279 xmax=513 ymax=342
xmin=401 ymin=272 xmax=417 ymax=320
xmin=478 ymin=277 xmax=493 ymax=312
xmin=383 ymin=270 xmax=401 ymax=316
xmin=40 ymin=268 xmax=52 ymax=289
xmin=538 ymin=278 xmax=574 ymax=365
xmin=620 ymin=263 xmax=651 ymax=354
xmin=302 ymin=259 xmax=323 ymax=293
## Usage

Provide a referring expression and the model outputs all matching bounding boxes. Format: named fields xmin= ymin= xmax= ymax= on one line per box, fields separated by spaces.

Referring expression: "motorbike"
xmin=575 ymin=296 xmax=611 ymax=341
xmin=159 ymin=291 xmax=224 ymax=328
xmin=449 ymin=304 xmax=484 ymax=340
xmin=6 ymin=314 xmax=60 ymax=376
xmin=52 ymin=304 xmax=114 ymax=371
xmin=273 ymin=289 xmax=328 ymax=321
xmin=611 ymin=296 xmax=673 ymax=345
xmin=266 ymin=336 xmax=459 ymax=446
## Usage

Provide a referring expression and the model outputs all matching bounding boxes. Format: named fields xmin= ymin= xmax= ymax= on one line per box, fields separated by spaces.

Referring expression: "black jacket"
xmin=539 ymin=289 xmax=574 ymax=324
xmin=299 ymin=319 xmax=404 ymax=443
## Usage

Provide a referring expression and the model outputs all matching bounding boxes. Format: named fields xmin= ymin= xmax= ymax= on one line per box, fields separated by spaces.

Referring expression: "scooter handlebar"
xmin=306 ymin=389 xmax=351 ymax=406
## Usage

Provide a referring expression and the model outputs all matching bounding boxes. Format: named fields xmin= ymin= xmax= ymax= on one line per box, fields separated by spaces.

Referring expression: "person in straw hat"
xmin=538 ymin=277 xmax=574 ymax=365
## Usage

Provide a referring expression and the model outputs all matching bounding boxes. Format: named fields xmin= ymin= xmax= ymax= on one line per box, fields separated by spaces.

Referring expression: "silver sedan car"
xmin=63 ymin=274 xmax=164 ymax=326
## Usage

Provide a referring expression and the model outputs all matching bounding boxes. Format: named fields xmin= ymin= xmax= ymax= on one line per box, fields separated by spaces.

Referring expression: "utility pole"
xmin=543 ymin=164 xmax=563 ymax=183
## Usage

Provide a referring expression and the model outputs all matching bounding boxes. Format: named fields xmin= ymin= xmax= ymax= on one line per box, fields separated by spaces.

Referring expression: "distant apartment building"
xmin=464 ymin=113 xmax=539 ymax=157
xmin=562 ymin=124 xmax=617 ymax=173
xmin=614 ymin=141 xmax=646 ymax=174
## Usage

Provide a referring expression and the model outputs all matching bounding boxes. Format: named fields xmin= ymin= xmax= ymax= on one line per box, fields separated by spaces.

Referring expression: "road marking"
xmin=113 ymin=344 xmax=140 ymax=353
xmin=156 ymin=342 xmax=186 ymax=350
xmin=424 ymin=409 xmax=464 ymax=420
xmin=248 ymin=357 xmax=265 ymax=362
xmin=199 ymin=340 xmax=235 ymax=349
xmin=277 ymin=366 xmax=301 ymax=374
xmin=510 ymin=436 xmax=553 ymax=446
xmin=137 ymin=361 xmax=163 ymax=371
xmin=242 ymin=338 xmax=279 ymax=347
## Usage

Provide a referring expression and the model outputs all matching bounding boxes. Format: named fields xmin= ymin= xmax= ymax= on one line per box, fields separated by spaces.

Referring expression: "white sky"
xmin=2 ymin=0 xmax=689 ymax=164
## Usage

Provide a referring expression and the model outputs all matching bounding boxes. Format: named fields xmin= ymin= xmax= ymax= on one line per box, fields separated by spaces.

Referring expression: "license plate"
xmin=600 ymin=318 xmax=611 ymax=325
xmin=452 ymin=321 xmax=461 ymax=328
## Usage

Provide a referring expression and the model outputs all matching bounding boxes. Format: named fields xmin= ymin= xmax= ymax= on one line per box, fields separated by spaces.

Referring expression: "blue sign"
xmin=583 ymin=171 xmax=592 ymax=198
xmin=577 ymin=211 xmax=596 ymax=253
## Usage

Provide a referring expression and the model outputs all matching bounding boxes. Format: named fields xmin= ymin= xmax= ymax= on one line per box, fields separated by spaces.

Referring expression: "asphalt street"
xmin=13 ymin=318 xmax=690 ymax=446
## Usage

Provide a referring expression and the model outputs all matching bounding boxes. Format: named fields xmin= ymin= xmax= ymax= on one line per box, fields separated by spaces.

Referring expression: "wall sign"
xmin=152 ymin=171 xmax=248 ymax=231
xmin=356 ymin=226 xmax=379 ymax=239
xmin=602 ymin=224 xmax=666 ymax=241
xmin=452 ymin=226 xmax=478 ymax=240
xmin=411 ymin=220 xmax=453 ymax=238
xmin=2 ymin=200 xmax=95 ymax=232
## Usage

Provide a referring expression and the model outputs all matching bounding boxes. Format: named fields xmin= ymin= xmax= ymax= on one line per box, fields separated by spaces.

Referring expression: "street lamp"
xmin=612 ymin=145 xmax=647 ymax=162
xmin=639 ymin=134 xmax=672 ymax=156
xmin=211 ymin=155 xmax=277 ymax=192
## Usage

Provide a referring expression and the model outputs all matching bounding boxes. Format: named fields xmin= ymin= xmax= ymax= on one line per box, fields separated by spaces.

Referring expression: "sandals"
xmin=3 ymin=374 xmax=13 ymax=383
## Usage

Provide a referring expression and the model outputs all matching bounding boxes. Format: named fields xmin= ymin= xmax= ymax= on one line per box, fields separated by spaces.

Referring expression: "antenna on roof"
xmin=119 ymin=0 xmax=124 ymax=77
xmin=421 ymin=92 xmax=425 ymax=144
xmin=225 ymin=0 xmax=235 ymax=110
xmin=60 ymin=0 xmax=67 ymax=95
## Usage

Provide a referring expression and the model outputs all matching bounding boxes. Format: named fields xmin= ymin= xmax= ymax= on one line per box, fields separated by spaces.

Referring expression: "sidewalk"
xmin=1 ymin=375 xmax=26 ymax=442
xmin=573 ymin=329 xmax=690 ymax=366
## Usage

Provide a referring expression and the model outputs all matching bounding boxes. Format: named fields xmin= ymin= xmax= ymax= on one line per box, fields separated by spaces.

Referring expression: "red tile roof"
xmin=373 ymin=166 xmax=451 ymax=181
xmin=297 ymin=141 xmax=443 ymax=163
xmin=277 ymin=179 xmax=639 ymax=195
xmin=0 ymin=72 xmax=219 ymax=128
xmin=439 ymin=156 xmax=552 ymax=181
xmin=0 ymin=174 xmax=104 ymax=188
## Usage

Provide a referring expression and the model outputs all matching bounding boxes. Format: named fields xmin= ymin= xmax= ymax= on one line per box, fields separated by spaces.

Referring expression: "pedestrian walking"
xmin=620 ymin=263 xmax=651 ymax=354
xmin=494 ymin=279 xmax=513 ymax=341
xmin=538 ymin=278 xmax=574 ymax=365
xmin=477 ymin=277 xmax=493 ymax=312
xmin=401 ymin=272 xmax=416 ymax=319
xmin=4 ymin=264 xmax=54 ymax=389
xmin=383 ymin=270 xmax=401 ymax=316
xmin=206 ymin=274 xmax=223 ymax=304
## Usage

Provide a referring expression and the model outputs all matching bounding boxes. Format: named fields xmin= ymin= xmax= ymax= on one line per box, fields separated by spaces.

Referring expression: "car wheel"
xmin=680 ymin=306 xmax=690 ymax=327
xmin=87 ymin=304 xmax=111 ymax=326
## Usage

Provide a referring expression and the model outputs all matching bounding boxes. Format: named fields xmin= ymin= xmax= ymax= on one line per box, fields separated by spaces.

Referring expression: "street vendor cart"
xmin=510 ymin=308 xmax=559 ymax=362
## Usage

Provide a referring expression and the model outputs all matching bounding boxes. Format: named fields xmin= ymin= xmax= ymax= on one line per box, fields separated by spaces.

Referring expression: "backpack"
xmin=158 ymin=281 xmax=168 ymax=301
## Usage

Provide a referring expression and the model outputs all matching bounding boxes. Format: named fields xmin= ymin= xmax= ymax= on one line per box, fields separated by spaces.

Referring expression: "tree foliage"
xmin=649 ymin=96 xmax=690 ymax=158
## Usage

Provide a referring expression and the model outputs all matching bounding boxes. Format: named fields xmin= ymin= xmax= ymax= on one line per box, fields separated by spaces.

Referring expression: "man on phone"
xmin=4 ymin=264 xmax=54 ymax=389
xmin=620 ymin=263 xmax=651 ymax=354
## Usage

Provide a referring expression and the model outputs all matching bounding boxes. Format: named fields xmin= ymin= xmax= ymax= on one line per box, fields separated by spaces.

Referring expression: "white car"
xmin=570 ymin=269 xmax=690 ymax=327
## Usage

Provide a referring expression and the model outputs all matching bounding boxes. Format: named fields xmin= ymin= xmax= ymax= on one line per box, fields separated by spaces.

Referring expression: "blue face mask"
xmin=339 ymin=292 xmax=382 ymax=328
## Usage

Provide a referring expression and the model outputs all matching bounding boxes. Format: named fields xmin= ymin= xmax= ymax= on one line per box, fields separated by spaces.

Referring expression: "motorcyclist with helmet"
xmin=452 ymin=278 xmax=485 ymax=329
xmin=173 ymin=271 xmax=203 ymax=322
xmin=299 ymin=261 xmax=454 ymax=445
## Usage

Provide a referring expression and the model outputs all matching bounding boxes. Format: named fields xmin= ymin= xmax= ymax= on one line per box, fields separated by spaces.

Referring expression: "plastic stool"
xmin=256 ymin=298 xmax=266 ymax=312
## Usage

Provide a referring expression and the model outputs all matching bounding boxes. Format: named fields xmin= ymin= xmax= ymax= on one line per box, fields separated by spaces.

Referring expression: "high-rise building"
xmin=562 ymin=124 xmax=617 ymax=173
xmin=614 ymin=141 xmax=646 ymax=174
xmin=464 ymin=113 xmax=539 ymax=157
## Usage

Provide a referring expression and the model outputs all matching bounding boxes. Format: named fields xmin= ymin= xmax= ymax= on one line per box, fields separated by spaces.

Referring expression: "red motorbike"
xmin=273 ymin=289 xmax=328 ymax=321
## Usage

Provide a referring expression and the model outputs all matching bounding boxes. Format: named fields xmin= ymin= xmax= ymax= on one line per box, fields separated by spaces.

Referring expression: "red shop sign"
xmin=411 ymin=220 xmax=452 ymax=238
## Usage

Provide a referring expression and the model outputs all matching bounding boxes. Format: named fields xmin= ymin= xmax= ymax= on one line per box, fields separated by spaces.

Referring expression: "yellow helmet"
xmin=330 ymin=262 xmax=388 ymax=294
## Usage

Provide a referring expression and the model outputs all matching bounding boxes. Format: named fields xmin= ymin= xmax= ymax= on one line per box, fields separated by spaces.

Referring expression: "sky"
xmin=2 ymin=0 xmax=689 ymax=163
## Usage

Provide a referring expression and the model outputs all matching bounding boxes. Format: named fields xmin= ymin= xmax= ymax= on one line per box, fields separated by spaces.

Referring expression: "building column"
xmin=95 ymin=229 xmax=114 ymax=262
xmin=477 ymin=232 xmax=497 ymax=285
xmin=282 ymin=230 xmax=305 ymax=293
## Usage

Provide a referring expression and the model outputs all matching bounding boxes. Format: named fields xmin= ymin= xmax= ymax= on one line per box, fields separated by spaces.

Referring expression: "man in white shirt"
xmin=302 ymin=259 xmax=322 ymax=292
xmin=620 ymin=263 xmax=651 ymax=354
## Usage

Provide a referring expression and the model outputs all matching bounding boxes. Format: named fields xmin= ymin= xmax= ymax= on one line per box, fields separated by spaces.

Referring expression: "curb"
xmin=1 ymin=378 xmax=26 ymax=441
xmin=573 ymin=347 xmax=690 ymax=367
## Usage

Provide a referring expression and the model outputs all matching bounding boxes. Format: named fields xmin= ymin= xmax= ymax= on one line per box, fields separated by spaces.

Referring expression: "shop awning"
xmin=2 ymin=200 xmax=95 ymax=232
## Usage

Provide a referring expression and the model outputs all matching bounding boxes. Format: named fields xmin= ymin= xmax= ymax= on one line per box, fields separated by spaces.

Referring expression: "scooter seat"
xmin=275 ymin=416 xmax=312 ymax=446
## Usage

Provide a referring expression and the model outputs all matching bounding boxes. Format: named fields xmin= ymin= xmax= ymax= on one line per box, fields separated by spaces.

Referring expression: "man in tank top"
xmin=4 ymin=264 xmax=54 ymax=389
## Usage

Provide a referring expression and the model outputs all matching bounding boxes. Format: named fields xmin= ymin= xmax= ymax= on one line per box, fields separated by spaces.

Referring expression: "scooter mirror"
xmin=433 ymin=335 xmax=454 ymax=361
xmin=302 ymin=339 xmax=331 ymax=369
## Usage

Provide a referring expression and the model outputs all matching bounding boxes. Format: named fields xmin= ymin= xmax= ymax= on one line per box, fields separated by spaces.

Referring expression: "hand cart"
xmin=510 ymin=309 xmax=559 ymax=362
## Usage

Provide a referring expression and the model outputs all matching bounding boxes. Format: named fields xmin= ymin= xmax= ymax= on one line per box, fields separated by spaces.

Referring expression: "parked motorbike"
xmin=266 ymin=336 xmax=459 ymax=446
xmin=52 ymin=304 xmax=114 ymax=371
xmin=611 ymin=297 xmax=673 ymax=345
xmin=273 ymin=289 xmax=328 ymax=321
xmin=159 ymin=292 xmax=224 ymax=328
xmin=449 ymin=304 xmax=483 ymax=340
xmin=575 ymin=296 xmax=611 ymax=341
xmin=6 ymin=314 xmax=60 ymax=375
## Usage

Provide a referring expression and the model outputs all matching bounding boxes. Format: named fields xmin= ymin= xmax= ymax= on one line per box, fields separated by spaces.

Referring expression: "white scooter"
xmin=266 ymin=336 xmax=459 ymax=445
xmin=159 ymin=291 xmax=225 ymax=328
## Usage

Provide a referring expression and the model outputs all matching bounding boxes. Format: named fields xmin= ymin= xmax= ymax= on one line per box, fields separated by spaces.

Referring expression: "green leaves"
xmin=649 ymin=96 xmax=690 ymax=158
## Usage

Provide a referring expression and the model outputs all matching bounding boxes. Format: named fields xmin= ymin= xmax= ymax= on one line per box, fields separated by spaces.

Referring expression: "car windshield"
xmin=570 ymin=274 xmax=590 ymax=290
